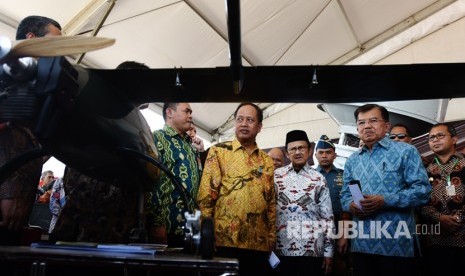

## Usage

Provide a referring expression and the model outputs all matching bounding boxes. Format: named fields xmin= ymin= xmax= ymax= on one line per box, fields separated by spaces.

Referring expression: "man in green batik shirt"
xmin=146 ymin=103 xmax=200 ymax=248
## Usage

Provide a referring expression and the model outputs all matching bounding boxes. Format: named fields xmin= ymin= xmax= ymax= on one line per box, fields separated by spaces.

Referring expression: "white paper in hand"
xmin=269 ymin=251 xmax=280 ymax=269
xmin=349 ymin=181 xmax=364 ymax=211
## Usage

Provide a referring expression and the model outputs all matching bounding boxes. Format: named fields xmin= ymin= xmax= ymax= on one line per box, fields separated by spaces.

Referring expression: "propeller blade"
xmin=0 ymin=36 xmax=115 ymax=63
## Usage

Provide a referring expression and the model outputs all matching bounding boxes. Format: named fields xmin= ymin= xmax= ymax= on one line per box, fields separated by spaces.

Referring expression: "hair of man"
xmin=116 ymin=61 xmax=149 ymax=70
xmin=162 ymin=103 xmax=179 ymax=121
xmin=16 ymin=15 xmax=61 ymax=39
xmin=390 ymin=123 xmax=411 ymax=136
xmin=353 ymin=103 xmax=389 ymax=122
xmin=234 ymin=102 xmax=263 ymax=123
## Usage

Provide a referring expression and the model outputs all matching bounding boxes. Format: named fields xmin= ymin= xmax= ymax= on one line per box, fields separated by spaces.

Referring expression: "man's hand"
xmin=439 ymin=214 xmax=462 ymax=233
xmin=192 ymin=136 xmax=205 ymax=152
xmin=322 ymin=257 xmax=333 ymax=275
xmin=359 ymin=195 xmax=384 ymax=217
xmin=337 ymin=236 xmax=349 ymax=255
xmin=348 ymin=195 xmax=384 ymax=219
xmin=349 ymin=201 xmax=366 ymax=219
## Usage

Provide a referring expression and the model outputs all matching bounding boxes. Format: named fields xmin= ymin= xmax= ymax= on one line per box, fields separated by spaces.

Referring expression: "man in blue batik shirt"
xmin=340 ymin=104 xmax=431 ymax=276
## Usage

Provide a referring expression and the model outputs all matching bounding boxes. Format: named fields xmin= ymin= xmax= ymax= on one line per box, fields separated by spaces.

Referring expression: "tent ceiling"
xmin=1 ymin=0 xmax=465 ymax=145
xmin=0 ymin=0 xmax=460 ymax=68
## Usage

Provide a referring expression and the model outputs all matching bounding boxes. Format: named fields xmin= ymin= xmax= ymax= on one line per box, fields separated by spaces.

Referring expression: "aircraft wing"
xmin=89 ymin=63 xmax=465 ymax=106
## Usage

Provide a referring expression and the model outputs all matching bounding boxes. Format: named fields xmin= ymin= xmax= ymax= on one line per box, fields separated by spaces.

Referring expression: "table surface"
xmin=0 ymin=245 xmax=239 ymax=273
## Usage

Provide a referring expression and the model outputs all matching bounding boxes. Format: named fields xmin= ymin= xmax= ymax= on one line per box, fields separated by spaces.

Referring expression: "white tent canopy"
xmin=1 ymin=0 xmax=465 ymax=149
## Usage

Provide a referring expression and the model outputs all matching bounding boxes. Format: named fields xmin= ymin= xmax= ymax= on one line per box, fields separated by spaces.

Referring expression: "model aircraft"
xmin=0 ymin=35 xmax=217 ymax=257
xmin=0 ymin=35 xmax=164 ymax=190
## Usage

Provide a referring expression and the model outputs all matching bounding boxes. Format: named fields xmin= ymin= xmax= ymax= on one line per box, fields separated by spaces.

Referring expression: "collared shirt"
xmin=275 ymin=163 xmax=335 ymax=258
xmin=316 ymin=164 xmax=344 ymax=216
xmin=51 ymin=168 xmax=140 ymax=243
xmin=146 ymin=124 xmax=200 ymax=237
xmin=49 ymin=178 xmax=66 ymax=234
xmin=340 ymin=136 xmax=431 ymax=257
xmin=421 ymin=152 xmax=465 ymax=247
xmin=197 ymin=138 xmax=276 ymax=252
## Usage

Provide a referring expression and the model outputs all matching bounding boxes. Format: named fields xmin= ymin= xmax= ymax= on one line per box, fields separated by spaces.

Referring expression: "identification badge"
xmin=335 ymin=173 xmax=343 ymax=186
xmin=446 ymin=185 xmax=456 ymax=196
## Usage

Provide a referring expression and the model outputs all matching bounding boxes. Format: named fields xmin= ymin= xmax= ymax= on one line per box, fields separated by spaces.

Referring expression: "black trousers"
xmin=273 ymin=256 xmax=324 ymax=276
xmin=352 ymin=252 xmax=419 ymax=276
xmin=216 ymin=246 xmax=272 ymax=276
xmin=423 ymin=245 xmax=465 ymax=276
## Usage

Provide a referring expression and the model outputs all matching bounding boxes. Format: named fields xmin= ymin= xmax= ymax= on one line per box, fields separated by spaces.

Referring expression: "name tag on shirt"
xmin=446 ymin=185 xmax=456 ymax=196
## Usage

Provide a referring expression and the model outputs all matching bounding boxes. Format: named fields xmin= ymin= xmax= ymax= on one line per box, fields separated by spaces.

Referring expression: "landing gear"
xmin=184 ymin=211 xmax=214 ymax=259
xmin=200 ymin=216 xmax=214 ymax=259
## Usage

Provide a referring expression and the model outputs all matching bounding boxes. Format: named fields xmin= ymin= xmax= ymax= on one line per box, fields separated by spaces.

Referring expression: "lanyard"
xmin=434 ymin=157 xmax=459 ymax=186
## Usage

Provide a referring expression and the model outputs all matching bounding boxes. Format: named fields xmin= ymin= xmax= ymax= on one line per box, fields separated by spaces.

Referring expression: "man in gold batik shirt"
xmin=197 ymin=102 xmax=276 ymax=276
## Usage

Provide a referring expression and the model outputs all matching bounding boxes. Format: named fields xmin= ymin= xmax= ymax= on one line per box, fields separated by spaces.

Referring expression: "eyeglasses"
xmin=428 ymin=133 xmax=450 ymax=141
xmin=235 ymin=117 xmax=256 ymax=124
xmin=389 ymin=133 xmax=408 ymax=140
xmin=356 ymin=118 xmax=385 ymax=127
xmin=288 ymin=145 xmax=308 ymax=154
